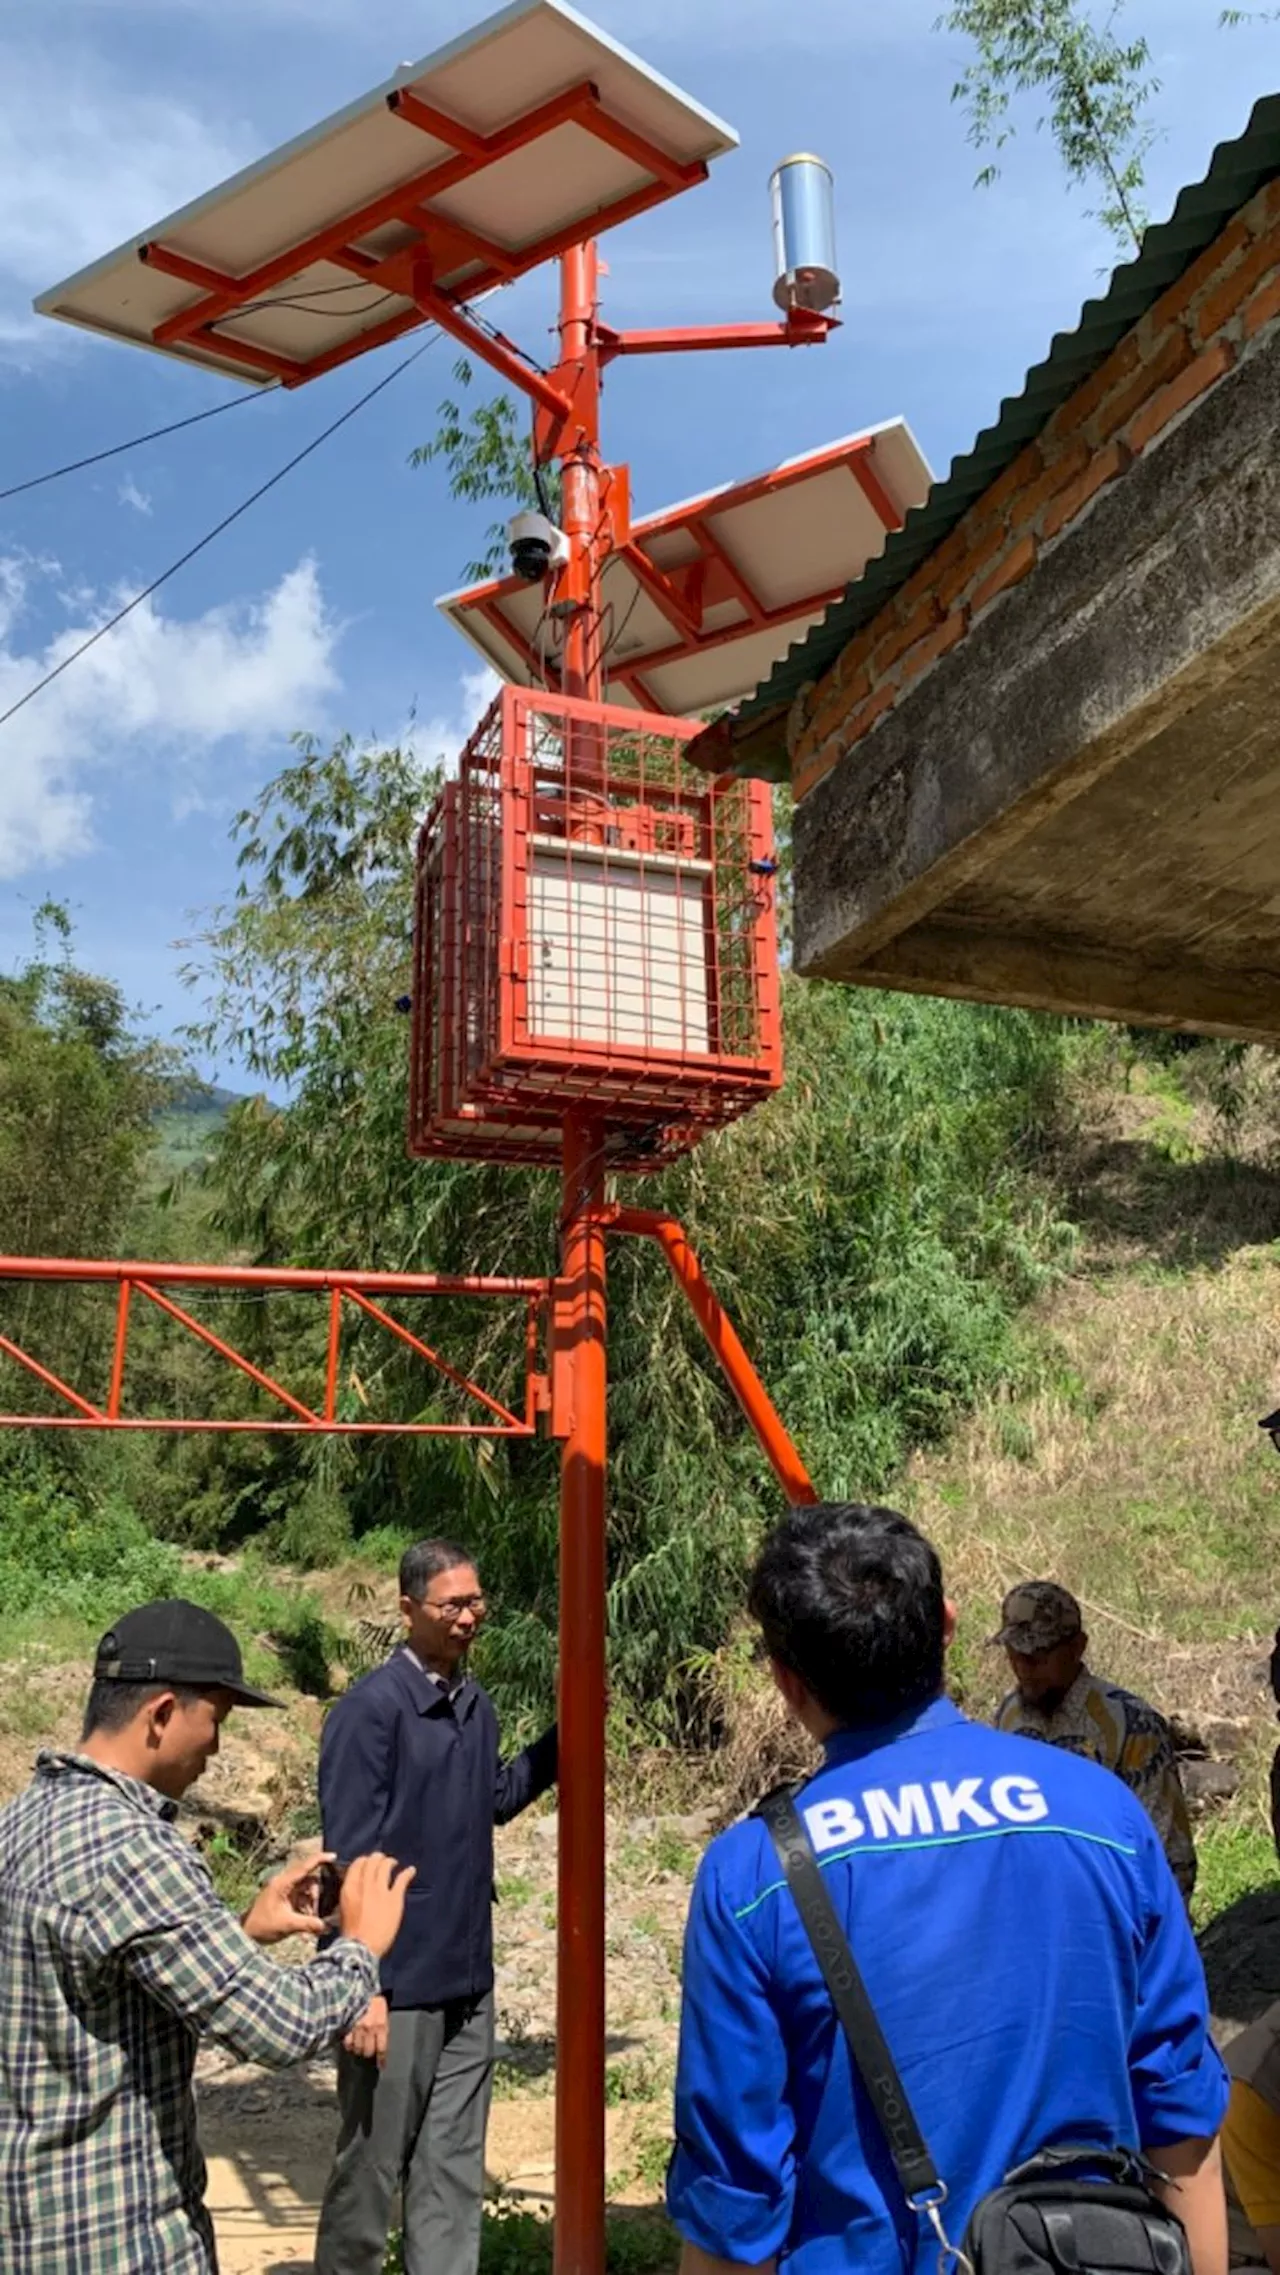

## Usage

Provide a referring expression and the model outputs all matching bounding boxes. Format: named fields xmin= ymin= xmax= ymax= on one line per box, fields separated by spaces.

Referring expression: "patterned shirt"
xmin=995 ymin=1666 xmax=1196 ymax=1899
xmin=0 ymin=1751 xmax=379 ymax=2275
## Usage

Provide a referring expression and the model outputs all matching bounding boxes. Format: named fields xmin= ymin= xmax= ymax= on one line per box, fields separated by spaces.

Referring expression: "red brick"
xmin=1094 ymin=326 xmax=1195 ymax=442
xmin=806 ymin=662 xmax=869 ymax=751
xmin=1008 ymin=437 xmax=1093 ymax=530
xmin=937 ymin=517 xmax=1007 ymax=609
xmin=870 ymin=592 xmax=944 ymax=676
xmin=833 ymin=629 xmax=875 ymax=694
xmin=1195 ymin=221 xmax=1280 ymax=340
xmin=1040 ymin=442 xmax=1129 ymax=540
xmin=1243 ymin=270 xmax=1280 ymax=339
xmin=793 ymin=745 xmax=837 ymax=802
xmin=1126 ymin=339 xmax=1236 ymax=454
xmin=969 ymin=535 xmax=1038 ymax=616
xmin=842 ymin=680 xmax=898 ymax=746
xmin=981 ymin=441 xmax=1044 ymax=519
xmin=1052 ymin=331 xmax=1142 ymax=439
xmin=1144 ymin=214 xmax=1252 ymax=338
xmin=896 ymin=608 xmax=969 ymax=689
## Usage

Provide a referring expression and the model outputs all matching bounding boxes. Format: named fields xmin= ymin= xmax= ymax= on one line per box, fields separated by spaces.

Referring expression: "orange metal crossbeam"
xmin=0 ymin=1331 xmax=105 ymax=1422
xmin=0 ymin=1257 xmax=550 ymax=1435
xmin=409 ymin=278 xmax=575 ymax=423
xmin=619 ymin=541 xmax=702 ymax=638
xmin=848 ymin=450 xmax=903 ymax=533
xmin=134 ymin=1279 xmax=320 ymax=1424
xmin=139 ymin=83 xmax=710 ymax=391
xmin=687 ymin=514 xmax=766 ymax=627
xmin=595 ymin=310 xmax=835 ymax=361
xmin=344 ymin=1286 xmax=528 ymax=1430
xmin=144 ymin=82 xmax=601 ymax=347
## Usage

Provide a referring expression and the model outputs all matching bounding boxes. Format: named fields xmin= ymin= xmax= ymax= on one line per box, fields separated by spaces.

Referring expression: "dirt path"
xmin=199 ymin=1803 xmax=703 ymax=2273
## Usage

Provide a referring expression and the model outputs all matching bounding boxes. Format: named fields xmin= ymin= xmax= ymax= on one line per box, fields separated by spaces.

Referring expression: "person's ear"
xmin=942 ymin=1597 xmax=958 ymax=1652
xmin=144 ymin=1691 xmax=180 ymax=1748
xmin=769 ymin=1657 xmax=809 ymax=1718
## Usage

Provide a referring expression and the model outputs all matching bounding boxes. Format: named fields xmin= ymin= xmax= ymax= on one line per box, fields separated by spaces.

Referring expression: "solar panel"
xmin=34 ymin=0 xmax=737 ymax=389
xmin=438 ymin=421 xmax=933 ymax=716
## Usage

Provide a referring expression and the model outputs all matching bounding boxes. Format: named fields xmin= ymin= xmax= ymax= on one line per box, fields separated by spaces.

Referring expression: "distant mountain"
xmin=152 ymin=1082 xmax=257 ymax=1173
xmin=166 ymin=1081 xmax=252 ymax=1115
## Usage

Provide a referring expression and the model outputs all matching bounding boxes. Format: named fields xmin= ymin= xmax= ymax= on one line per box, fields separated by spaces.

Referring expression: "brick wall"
xmin=791 ymin=174 xmax=1280 ymax=805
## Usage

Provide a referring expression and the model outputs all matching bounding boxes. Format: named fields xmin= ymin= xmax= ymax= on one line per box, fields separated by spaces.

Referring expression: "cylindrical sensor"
xmin=770 ymin=153 xmax=840 ymax=314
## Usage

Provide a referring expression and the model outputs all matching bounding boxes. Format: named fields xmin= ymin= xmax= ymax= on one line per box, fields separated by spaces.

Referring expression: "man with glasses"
xmin=314 ymin=1538 xmax=557 ymax=2275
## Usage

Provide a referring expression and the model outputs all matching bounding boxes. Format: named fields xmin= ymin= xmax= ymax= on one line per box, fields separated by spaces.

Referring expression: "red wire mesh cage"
xmin=408 ymin=687 xmax=782 ymax=1170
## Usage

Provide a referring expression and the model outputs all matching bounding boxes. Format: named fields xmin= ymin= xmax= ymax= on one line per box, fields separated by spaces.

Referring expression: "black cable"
xmin=0 ymin=331 xmax=439 ymax=737
xmin=233 ymin=288 xmax=398 ymax=321
xmin=603 ymin=580 xmax=643 ymax=661
xmin=462 ymin=298 xmax=551 ymax=379
xmin=0 ymin=388 xmax=278 ymax=505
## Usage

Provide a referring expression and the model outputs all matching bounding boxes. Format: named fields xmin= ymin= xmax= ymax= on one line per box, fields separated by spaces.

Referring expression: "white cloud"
xmin=390 ymin=663 xmax=501 ymax=776
xmin=118 ymin=477 xmax=152 ymax=517
xmin=0 ymin=44 xmax=250 ymax=356
xmin=0 ymin=553 xmax=342 ymax=878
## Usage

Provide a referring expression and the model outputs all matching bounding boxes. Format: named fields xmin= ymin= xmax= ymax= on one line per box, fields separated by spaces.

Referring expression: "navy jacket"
xmin=319 ymin=1652 xmax=557 ymax=2009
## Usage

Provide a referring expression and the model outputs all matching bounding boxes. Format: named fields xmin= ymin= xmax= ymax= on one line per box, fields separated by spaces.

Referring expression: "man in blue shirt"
xmin=314 ymin=1537 xmax=556 ymax=2275
xmin=668 ymin=1503 xmax=1228 ymax=2275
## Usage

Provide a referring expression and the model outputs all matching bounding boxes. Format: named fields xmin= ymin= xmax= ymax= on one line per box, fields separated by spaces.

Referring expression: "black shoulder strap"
xmin=756 ymin=1785 xmax=943 ymax=2207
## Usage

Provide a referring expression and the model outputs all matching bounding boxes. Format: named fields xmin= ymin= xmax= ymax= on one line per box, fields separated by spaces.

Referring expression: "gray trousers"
xmin=313 ymin=1993 xmax=495 ymax=2275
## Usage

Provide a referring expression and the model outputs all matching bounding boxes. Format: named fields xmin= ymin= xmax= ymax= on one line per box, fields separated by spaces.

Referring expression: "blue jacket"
xmin=668 ymin=1697 xmax=1227 ymax=2275
xmin=319 ymin=1652 xmax=557 ymax=2009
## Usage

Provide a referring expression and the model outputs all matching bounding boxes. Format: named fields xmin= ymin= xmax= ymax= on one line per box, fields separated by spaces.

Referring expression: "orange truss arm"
xmin=0 ymin=1258 xmax=550 ymax=1436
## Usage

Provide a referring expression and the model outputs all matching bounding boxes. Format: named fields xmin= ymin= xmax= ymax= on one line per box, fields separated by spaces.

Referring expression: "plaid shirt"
xmin=0 ymin=1751 xmax=379 ymax=2275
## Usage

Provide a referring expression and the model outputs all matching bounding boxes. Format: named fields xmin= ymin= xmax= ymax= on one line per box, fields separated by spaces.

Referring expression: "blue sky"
xmin=0 ymin=0 xmax=1276 ymax=1085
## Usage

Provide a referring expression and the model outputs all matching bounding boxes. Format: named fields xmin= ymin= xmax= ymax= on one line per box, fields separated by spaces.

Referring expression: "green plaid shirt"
xmin=0 ymin=1751 xmax=379 ymax=2274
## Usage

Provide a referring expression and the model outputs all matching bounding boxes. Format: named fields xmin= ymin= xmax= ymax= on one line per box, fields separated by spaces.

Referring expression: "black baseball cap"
xmin=93 ymin=1599 xmax=282 ymax=1708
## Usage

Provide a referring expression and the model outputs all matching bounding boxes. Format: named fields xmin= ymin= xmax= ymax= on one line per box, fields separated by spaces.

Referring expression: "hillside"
xmin=152 ymin=1083 xmax=252 ymax=1173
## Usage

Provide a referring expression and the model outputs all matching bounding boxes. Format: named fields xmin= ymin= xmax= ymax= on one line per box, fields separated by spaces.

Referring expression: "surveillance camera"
xmin=508 ymin=509 xmax=570 ymax=584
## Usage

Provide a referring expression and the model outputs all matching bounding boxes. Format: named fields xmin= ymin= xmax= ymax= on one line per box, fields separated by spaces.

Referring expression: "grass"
xmin=385 ymin=2206 xmax=679 ymax=2275
xmin=1193 ymin=1812 xmax=1278 ymax=1931
xmin=0 ymin=1472 xmax=342 ymax=1697
xmin=604 ymin=2054 xmax=668 ymax=2108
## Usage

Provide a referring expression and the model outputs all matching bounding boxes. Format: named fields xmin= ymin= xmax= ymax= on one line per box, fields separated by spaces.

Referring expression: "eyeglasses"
xmin=423 ymin=1594 xmax=487 ymax=1620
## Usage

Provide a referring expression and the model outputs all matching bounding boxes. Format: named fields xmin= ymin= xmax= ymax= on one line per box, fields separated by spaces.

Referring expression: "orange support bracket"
xmin=594 ymin=310 xmax=837 ymax=362
xmin=550 ymin=1205 xmax=817 ymax=1504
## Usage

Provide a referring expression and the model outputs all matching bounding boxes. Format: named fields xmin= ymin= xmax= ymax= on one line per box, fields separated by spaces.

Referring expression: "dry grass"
xmin=901 ymin=1245 xmax=1280 ymax=1717
xmin=701 ymin=1217 xmax=1280 ymax=1889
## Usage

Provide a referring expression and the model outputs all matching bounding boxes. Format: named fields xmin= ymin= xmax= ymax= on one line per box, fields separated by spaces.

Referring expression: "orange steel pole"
xmin=554 ymin=240 xmax=609 ymax=2275
xmin=555 ymin=1110 xmax=608 ymax=2275
xmin=556 ymin=236 xmax=603 ymax=705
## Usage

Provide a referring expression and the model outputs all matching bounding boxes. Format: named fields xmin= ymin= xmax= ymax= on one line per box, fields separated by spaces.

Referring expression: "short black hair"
xmin=399 ymin=1538 xmax=478 ymax=1603
xmin=81 ymin=1679 xmax=206 ymax=1740
xmin=748 ymin=1502 xmax=946 ymax=1730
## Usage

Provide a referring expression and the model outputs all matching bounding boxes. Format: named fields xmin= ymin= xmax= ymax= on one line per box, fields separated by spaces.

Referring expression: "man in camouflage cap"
xmin=991 ymin=1580 xmax=1196 ymax=1901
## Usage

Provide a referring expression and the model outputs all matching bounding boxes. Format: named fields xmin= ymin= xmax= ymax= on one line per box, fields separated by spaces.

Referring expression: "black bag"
xmin=756 ymin=1787 xmax=1193 ymax=2275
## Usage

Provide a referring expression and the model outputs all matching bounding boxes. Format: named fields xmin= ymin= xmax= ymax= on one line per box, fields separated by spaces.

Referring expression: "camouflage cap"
xmin=988 ymin=1581 xmax=1083 ymax=1654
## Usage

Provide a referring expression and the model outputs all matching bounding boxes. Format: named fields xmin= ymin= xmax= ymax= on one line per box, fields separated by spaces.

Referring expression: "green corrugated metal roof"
xmin=735 ymin=92 xmax=1280 ymax=740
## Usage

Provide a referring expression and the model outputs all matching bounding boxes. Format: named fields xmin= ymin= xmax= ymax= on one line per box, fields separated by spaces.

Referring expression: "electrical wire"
xmin=0 ymin=331 xmax=439 ymax=737
xmin=231 ymin=287 xmax=399 ymax=322
xmin=602 ymin=579 xmax=643 ymax=662
xmin=0 ymin=388 xmax=279 ymax=505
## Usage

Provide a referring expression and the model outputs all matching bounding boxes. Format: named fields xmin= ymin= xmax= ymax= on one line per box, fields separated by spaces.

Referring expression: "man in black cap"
xmin=991 ymin=1579 xmax=1196 ymax=1899
xmin=0 ymin=1598 xmax=416 ymax=2275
